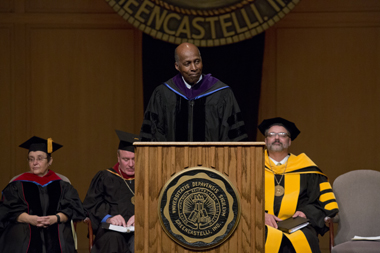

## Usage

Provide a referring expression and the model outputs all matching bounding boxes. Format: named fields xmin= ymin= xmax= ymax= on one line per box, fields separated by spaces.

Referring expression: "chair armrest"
xmin=83 ymin=217 xmax=94 ymax=252
xmin=325 ymin=216 xmax=335 ymax=253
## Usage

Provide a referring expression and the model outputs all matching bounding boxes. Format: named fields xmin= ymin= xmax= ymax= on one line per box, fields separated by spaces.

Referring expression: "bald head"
xmin=174 ymin=43 xmax=201 ymax=63
xmin=174 ymin=43 xmax=203 ymax=85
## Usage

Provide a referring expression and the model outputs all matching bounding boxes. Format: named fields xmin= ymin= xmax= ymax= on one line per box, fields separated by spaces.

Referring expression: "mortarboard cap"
xmin=115 ymin=130 xmax=140 ymax=153
xmin=19 ymin=136 xmax=63 ymax=154
xmin=258 ymin=117 xmax=300 ymax=141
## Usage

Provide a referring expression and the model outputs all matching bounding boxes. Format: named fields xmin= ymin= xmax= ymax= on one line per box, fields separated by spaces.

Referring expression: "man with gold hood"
xmin=258 ymin=117 xmax=339 ymax=253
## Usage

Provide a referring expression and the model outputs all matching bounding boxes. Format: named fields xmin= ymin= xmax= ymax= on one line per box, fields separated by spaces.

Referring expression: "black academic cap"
xmin=115 ymin=130 xmax=140 ymax=153
xmin=19 ymin=136 xmax=63 ymax=154
xmin=258 ymin=117 xmax=300 ymax=141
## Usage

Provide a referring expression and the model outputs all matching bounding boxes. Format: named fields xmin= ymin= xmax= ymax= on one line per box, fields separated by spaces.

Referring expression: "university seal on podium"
xmin=158 ymin=167 xmax=241 ymax=250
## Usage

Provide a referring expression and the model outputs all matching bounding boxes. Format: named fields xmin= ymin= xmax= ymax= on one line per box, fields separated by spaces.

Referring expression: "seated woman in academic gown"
xmin=0 ymin=136 xmax=85 ymax=253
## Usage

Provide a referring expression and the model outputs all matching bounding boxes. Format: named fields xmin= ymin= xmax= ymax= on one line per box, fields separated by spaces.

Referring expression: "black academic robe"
xmin=140 ymin=74 xmax=248 ymax=141
xmin=83 ymin=168 xmax=134 ymax=253
xmin=0 ymin=170 xmax=85 ymax=253
xmin=264 ymin=152 xmax=339 ymax=253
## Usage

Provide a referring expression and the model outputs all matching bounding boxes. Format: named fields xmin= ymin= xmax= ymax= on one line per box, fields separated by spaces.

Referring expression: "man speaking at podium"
xmin=258 ymin=117 xmax=339 ymax=253
xmin=140 ymin=42 xmax=247 ymax=142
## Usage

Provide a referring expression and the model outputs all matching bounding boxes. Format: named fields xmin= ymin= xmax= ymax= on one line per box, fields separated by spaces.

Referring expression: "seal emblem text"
xmin=158 ymin=167 xmax=241 ymax=250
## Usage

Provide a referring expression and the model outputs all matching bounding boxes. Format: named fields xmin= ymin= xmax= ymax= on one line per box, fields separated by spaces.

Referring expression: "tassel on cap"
xmin=19 ymin=136 xmax=62 ymax=153
xmin=47 ymin=138 xmax=53 ymax=154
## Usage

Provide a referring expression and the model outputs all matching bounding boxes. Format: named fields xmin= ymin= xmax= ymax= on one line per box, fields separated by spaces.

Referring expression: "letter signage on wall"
xmin=106 ymin=0 xmax=301 ymax=46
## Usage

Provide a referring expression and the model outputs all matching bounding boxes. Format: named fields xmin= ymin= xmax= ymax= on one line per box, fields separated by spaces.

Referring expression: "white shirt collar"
xmin=182 ymin=75 xmax=203 ymax=89
xmin=269 ymin=155 xmax=290 ymax=166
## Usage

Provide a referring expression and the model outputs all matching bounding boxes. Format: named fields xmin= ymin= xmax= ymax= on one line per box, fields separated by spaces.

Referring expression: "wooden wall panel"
xmin=0 ymin=0 xmax=12 ymax=12
xmin=0 ymin=26 xmax=12 ymax=189
xmin=26 ymin=0 xmax=112 ymax=13
xmin=26 ymin=25 xmax=141 ymax=194
xmin=274 ymin=27 xmax=380 ymax=182
xmin=135 ymin=142 xmax=265 ymax=253
xmin=294 ymin=0 xmax=380 ymax=12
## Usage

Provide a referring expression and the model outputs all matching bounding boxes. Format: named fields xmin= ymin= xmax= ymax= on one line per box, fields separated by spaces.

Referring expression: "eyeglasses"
xmin=266 ymin=132 xmax=289 ymax=138
xmin=27 ymin=157 xmax=48 ymax=163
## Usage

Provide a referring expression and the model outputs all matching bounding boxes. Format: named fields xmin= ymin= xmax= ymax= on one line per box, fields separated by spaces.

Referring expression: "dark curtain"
xmin=142 ymin=33 xmax=265 ymax=141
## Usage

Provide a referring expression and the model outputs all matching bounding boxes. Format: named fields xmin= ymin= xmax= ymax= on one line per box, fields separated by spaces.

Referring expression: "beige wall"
xmin=258 ymin=0 xmax=380 ymax=251
xmin=0 ymin=1 xmax=143 ymax=252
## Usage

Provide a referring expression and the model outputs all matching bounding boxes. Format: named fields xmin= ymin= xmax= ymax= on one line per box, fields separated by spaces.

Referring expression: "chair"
xmin=74 ymin=217 xmax=94 ymax=253
xmin=327 ymin=170 xmax=380 ymax=253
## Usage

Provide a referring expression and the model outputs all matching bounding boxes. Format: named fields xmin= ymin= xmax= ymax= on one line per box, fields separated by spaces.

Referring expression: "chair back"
xmin=333 ymin=170 xmax=380 ymax=245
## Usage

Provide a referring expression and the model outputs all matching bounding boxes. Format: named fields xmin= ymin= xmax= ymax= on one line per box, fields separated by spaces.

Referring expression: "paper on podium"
xmin=101 ymin=223 xmax=135 ymax=233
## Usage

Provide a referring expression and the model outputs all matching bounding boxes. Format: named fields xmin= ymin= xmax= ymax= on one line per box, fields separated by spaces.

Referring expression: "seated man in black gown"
xmin=83 ymin=130 xmax=139 ymax=253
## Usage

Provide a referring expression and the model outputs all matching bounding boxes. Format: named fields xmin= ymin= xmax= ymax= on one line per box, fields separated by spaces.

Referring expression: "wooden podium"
xmin=134 ymin=142 xmax=265 ymax=253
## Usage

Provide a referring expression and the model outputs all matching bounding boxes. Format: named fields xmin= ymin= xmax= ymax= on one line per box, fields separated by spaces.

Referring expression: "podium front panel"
xmin=134 ymin=142 xmax=265 ymax=253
